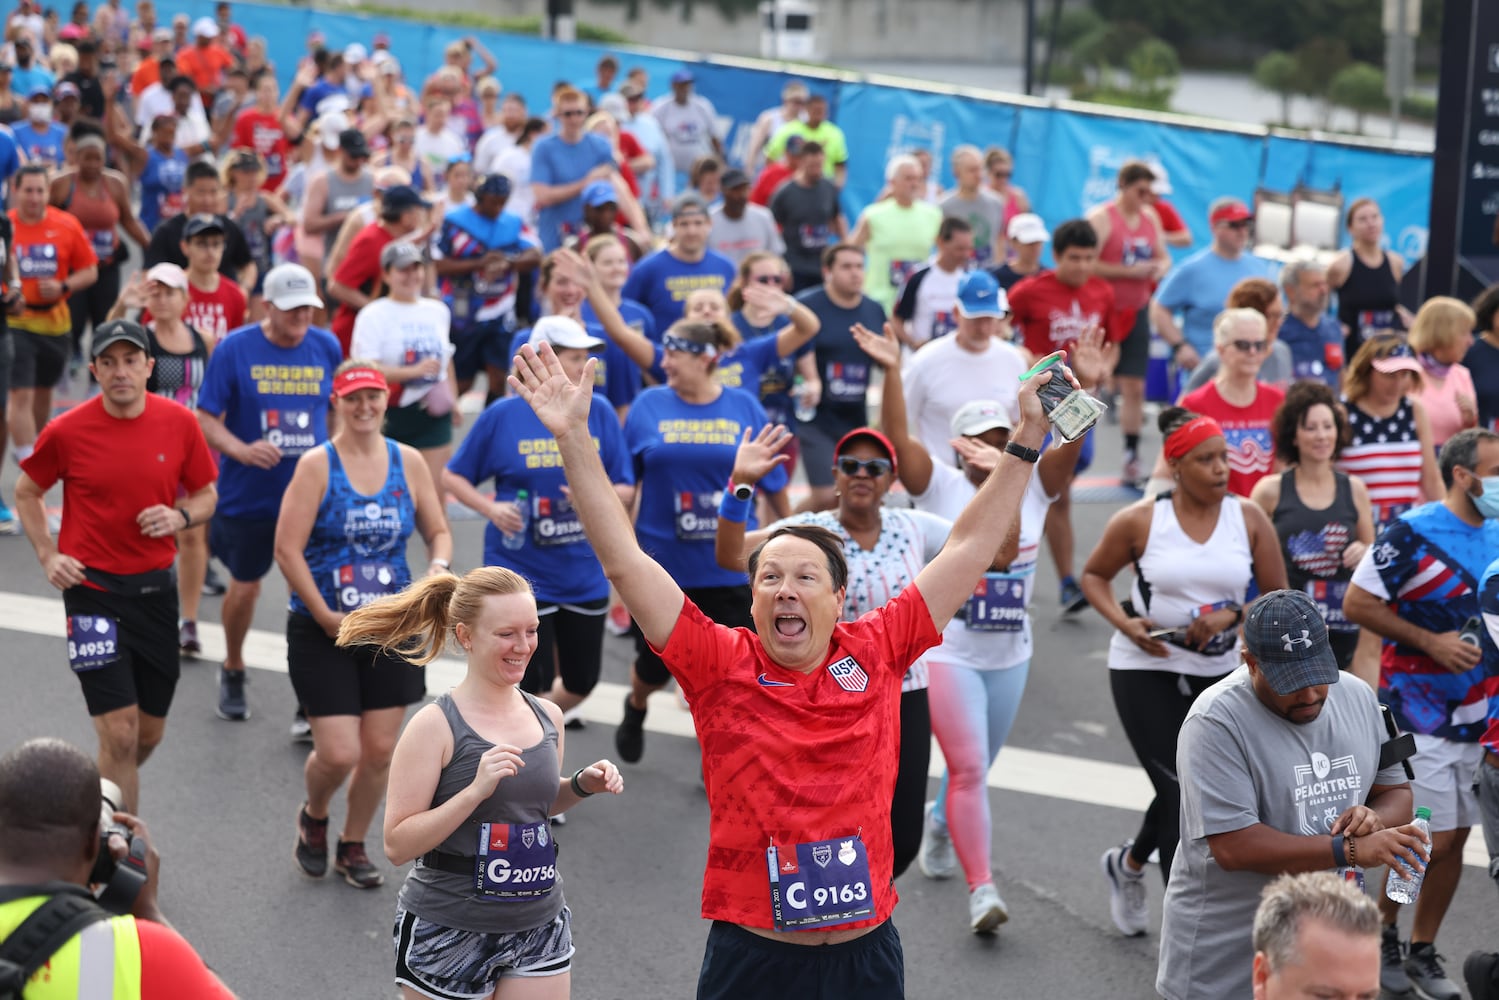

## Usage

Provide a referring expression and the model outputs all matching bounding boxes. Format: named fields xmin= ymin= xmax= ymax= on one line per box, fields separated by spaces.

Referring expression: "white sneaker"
xmin=969 ymin=882 xmax=1008 ymax=934
xmin=1100 ymin=842 xmax=1149 ymax=937
xmin=918 ymin=800 xmax=956 ymax=880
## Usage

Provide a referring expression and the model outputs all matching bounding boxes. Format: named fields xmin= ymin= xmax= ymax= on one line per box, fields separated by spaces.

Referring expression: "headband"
xmin=1163 ymin=416 xmax=1224 ymax=460
xmin=662 ymin=333 xmax=717 ymax=358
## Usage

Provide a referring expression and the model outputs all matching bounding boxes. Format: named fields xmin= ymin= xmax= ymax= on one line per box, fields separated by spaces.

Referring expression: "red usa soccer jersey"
xmin=1007 ymin=270 xmax=1121 ymax=354
xmin=654 ymin=585 xmax=941 ymax=930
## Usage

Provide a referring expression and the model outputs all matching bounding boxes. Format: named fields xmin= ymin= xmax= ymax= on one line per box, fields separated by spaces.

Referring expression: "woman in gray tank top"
xmin=337 ymin=566 xmax=624 ymax=1000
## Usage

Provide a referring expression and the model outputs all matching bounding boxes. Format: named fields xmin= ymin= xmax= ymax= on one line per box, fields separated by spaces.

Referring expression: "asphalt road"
xmin=0 ymin=409 xmax=1492 ymax=999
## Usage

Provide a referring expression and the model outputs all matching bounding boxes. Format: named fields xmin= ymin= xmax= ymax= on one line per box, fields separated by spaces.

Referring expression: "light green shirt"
xmin=765 ymin=120 xmax=849 ymax=175
xmin=859 ymin=199 xmax=944 ymax=311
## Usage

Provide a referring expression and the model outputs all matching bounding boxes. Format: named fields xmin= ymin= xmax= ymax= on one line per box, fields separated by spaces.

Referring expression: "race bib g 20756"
xmin=475 ymin=821 xmax=557 ymax=899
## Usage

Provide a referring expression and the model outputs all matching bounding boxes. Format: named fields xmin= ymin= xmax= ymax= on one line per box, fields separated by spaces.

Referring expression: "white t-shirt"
xmin=901 ymin=334 xmax=1028 ymax=466
xmin=473 ymin=125 xmax=518 ymax=175
xmin=350 ymin=296 xmax=452 ymax=407
xmin=413 ymin=127 xmax=466 ymax=185
xmin=492 ymin=146 xmax=535 ymax=225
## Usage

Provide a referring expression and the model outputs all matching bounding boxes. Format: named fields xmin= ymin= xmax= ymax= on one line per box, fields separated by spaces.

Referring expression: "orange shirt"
xmin=129 ymin=55 xmax=159 ymax=97
xmin=9 ymin=207 xmax=97 ymax=335
xmin=175 ymin=43 xmax=234 ymax=96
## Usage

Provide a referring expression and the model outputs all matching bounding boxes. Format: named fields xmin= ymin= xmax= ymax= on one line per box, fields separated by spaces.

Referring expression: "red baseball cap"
xmin=834 ymin=427 xmax=897 ymax=476
xmin=332 ymin=366 xmax=388 ymax=397
xmin=1209 ymin=201 xmax=1254 ymax=226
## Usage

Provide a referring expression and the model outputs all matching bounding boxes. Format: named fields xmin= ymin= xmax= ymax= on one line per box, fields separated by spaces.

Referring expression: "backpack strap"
xmin=0 ymin=884 xmax=110 ymax=999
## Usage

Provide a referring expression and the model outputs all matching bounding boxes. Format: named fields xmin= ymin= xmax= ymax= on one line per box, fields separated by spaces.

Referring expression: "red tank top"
xmin=1099 ymin=203 xmax=1159 ymax=311
xmin=64 ymin=176 xmax=120 ymax=262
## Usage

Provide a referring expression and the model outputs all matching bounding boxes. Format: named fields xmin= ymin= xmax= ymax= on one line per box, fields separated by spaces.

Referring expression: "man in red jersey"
xmin=510 ymin=341 xmax=1067 ymax=998
xmin=231 ymin=71 xmax=290 ymax=191
xmin=13 ymin=320 xmax=217 ymax=812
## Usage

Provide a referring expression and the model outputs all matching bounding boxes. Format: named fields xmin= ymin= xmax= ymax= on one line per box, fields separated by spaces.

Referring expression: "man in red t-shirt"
xmin=14 ymin=321 xmax=217 ymax=811
xmin=175 ymin=18 xmax=233 ymax=99
xmin=327 ymin=185 xmax=430 ymax=356
xmin=231 ymin=72 xmax=289 ymax=191
xmin=750 ymin=134 xmax=803 ymax=207
xmin=510 ymin=342 xmax=1068 ymax=998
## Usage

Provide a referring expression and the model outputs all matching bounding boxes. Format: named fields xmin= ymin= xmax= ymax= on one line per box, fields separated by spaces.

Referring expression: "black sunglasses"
xmin=836 ymin=457 xmax=892 ymax=478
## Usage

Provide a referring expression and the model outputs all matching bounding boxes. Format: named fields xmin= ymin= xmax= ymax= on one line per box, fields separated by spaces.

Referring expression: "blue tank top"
xmin=140 ymin=147 xmax=188 ymax=233
xmin=289 ymin=439 xmax=416 ymax=616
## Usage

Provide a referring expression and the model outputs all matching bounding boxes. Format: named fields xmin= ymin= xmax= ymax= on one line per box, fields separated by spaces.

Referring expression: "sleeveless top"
xmin=60 ymin=175 xmax=120 ymax=263
xmin=145 ymin=323 xmax=209 ymax=409
xmin=139 ymin=147 xmax=187 ymax=233
xmin=1273 ymin=468 xmax=1361 ymax=632
xmin=1109 ymin=492 xmax=1252 ymax=677
xmin=289 ymin=439 xmax=415 ymax=617
xmin=231 ymin=191 xmax=272 ymax=274
xmin=398 ymin=691 xmax=566 ymax=935
xmin=1099 ymin=203 xmax=1160 ymax=311
xmin=323 ymin=170 xmax=374 ymax=255
xmin=1336 ymin=398 xmax=1423 ymax=528
xmin=1336 ymin=250 xmax=1403 ymax=356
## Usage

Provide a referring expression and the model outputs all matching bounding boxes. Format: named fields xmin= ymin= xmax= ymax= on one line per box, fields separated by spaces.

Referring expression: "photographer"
xmin=0 ymin=738 xmax=235 ymax=997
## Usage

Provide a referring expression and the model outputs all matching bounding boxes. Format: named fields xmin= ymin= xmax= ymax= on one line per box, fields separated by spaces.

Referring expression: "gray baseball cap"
xmin=1242 ymin=590 xmax=1341 ymax=695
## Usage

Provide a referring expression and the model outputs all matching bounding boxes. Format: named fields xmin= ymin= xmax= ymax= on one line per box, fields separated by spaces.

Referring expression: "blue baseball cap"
xmin=1242 ymin=590 xmax=1341 ymax=695
xmin=475 ymin=174 xmax=512 ymax=199
xmin=582 ymin=180 xmax=617 ymax=208
xmin=956 ymin=270 xmax=1009 ymax=319
xmin=671 ymin=68 xmax=695 ymax=85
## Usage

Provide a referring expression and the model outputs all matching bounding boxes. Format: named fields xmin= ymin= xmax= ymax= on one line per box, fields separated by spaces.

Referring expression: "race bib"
xmin=930 ymin=310 xmax=958 ymax=340
xmin=964 ymin=574 xmax=1027 ymax=633
xmin=1122 ymin=237 xmax=1152 ymax=267
xmin=675 ymin=490 xmax=720 ymax=542
xmin=17 ymin=243 xmax=58 ymax=280
xmin=1293 ymin=359 xmax=1327 ymax=381
xmin=766 ymin=834 xmax=874 ymax=931
xmin=67 ymin=614 xmax=119 ymax=672
xmin=888 ymin=260 xmax=920 ymax=288
xmin=472 ymin=273 xmax=512 ymax=299
xmin=531 ymin=494 xmax=584 ymax=547
xmin=334 ymin=561 xmax=397 ymax=611
xmin=1306 ymin=578 xmax=1356 ymax=632
xmin=89 ymin=228 xmax=116 ymax=261
xmin=797 ymin=224 xmax=831 ymax=249
xmin=824 ymin=362 xmax=869 ymax=403
xmin=160 ymin=191 xmax=185 ymax=219
xmin=475 ymin=821 xmax=557 ymax=899
xmin=261 ymin=408 xmax=317 ymax=455
xmin=1374 ymin=502 xmax=1411 ymax=529
xmin=1357 ymin=309 xmax=1397 ymax=335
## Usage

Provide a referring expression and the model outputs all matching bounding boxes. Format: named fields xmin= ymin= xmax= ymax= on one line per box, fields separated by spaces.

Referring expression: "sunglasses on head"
xmin=1374 ymin=338 xmax=1413 ymax=359
xmin=836 ymin=456 xmax=892 ymax=478
xmin=1230 ymin=338 xmax=1267 ymax=354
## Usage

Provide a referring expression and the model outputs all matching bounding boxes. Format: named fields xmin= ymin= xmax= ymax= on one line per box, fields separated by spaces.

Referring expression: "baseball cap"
xmin=144 ymin=262 xmax=189 ymax=290
xmin=372 ymin=32 xmax=391 ymax=48
xmin=581 ymin=180 xmax=617 ymax=208
xmin=53 ymin=81 xmax=79 ymax=100
xmin=191 ymin=15 xmax=219 ymax=38
xmin=57 ymin=23 xmax=85 ymax=41
xmin=1210 ymin=200 xmax=1254 ymax=226
xmin=343 ymin=42 xmax=368 ymax=64
xmin=1370 ymin=339 xmax=1424 ymax=376
xmin=528 ymin=315 xmax=604 ymax=352
xmin=91 ymin=319 xmax=150 ymax=358
xmin=1006 ymin=212 xmax=1050 ymax=245
xmin=475 ymin=174 xmax=512 ymax=199
xmin=619 ymin=82 xmax=643 ymax=100
xmin=332 ymin=365 xmax=388 ymax=398
xmin=1150 ymin=168 xmax=1173 ymax=196
xmin=183 ymin=214 xmax=226 ymax=239
xmin=338 ymin=128 xmax=370 ymax=157
xmin=955 ymin=270 xmax=1009 ymax=319
xmin=949 ymin=399 xmax=1012 ymax=437
xmin=380 ymin=240 xmax=424 ymax=270
xmin=381 ymin=184 xmax=429 ymax=212
xmin=26 ymin=84 xmax=50 ymax=100
xmin=264 ymin=263 xmax=323 ymax=311
xmin=1242 ymin=590 xmax=1341 ymax=695
xmin=721 ymin=168 xmax=750 ymax=189
xmin=671 ymin=193 xmax=709 ymax=220
xmin=783 ymin=134 xmax=807 ymax=157
xmin=151 ymin=26 xmax=172 ymax=42
xmin=834 ymin=427 xmax=897 ymax=475
xmin=671 ymin=68 xmax=694 ymax=85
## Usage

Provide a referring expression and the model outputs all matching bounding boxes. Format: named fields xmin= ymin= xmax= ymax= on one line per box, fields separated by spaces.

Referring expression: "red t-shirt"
xmin=1007 ymin=270 xmax=1122 ymax=356
xmin=137 ymin=919 xmax=236 ymax=996
xmin=654 ymin=585 xmax=941 ymax=931
xmin=331 ymin=223 xmax=394 ymax=356
xmin=1155 ymin=199 xmax=1187 ymax=237
xmin=20 ymin=395 xmax=218 ymax=576
xmin=141 ymin=276 xmax=247 ymax=344
xmin=232 ymin=108 xmax=289 ymax=190
xmin=751 ymin=163 xmax=791 ymax=207
xmin=1179 ymin=380 xmax=1285 ymax=498
xmin=617 ymin=131 xmax=643 ymax=198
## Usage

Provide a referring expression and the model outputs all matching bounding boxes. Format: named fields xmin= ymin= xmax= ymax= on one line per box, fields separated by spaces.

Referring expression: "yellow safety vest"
xmin=0 ymin=895 xmax=142 ymax=999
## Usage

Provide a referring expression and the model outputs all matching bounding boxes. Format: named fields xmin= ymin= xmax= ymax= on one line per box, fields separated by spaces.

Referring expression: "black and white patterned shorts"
xmin=394 ymin=905 xmax=574 ymax=999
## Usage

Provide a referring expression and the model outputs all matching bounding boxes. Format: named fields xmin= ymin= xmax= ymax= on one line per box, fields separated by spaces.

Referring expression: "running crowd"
xmin=1 ymin=4 xmax=1498 ymax=998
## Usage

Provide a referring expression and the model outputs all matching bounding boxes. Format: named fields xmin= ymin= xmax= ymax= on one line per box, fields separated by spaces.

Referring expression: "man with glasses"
xmin=531 ymin=85 xmax=616 ymax=251
xmin=1150 ymin=197 xmax=1273 ymax=371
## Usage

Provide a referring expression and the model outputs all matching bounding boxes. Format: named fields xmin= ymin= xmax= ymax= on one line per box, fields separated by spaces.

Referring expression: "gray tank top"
xmin=323 ymin=169 xmax=374 ymax=255
xmin=396 ymin=691 xmax=566 ymax=934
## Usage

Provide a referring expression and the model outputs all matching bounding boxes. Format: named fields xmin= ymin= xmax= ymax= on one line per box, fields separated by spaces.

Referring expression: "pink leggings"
xmin=927 ymin=657 xmax=1030 ymax=891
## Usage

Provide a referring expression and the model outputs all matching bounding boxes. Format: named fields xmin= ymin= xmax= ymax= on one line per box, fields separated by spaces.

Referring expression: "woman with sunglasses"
xmin=1180 ymin=277 xmax=1295 ymax=394
xmin=982 ymin=147 xmax=1030 ymax=255
xmin=1081 ymin=405 xmax=1285 ymax=936
xmin=1328 ymin=197 xmax=1412 ymax=358
xmin=1406 ymin=296 xmax=1479 ymax=448
xmin=728 ymin=252 xmax=823 ymax=439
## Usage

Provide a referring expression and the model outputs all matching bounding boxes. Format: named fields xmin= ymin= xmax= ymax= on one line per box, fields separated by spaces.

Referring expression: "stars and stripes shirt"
xmin=1337 ymin=399 xmax=1424 ymax=526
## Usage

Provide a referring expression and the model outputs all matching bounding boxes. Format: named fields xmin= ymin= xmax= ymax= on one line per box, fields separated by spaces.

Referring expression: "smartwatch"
xmin=1004 ymin=441 xmax=1040 ymax=464
xmin=731 ymin=482 xmax=754 ymax=502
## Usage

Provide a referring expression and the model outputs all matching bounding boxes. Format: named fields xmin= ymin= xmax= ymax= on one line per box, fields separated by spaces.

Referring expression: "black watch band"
xmin=1004 ymin=441 xmax=1040 ymax=464
xmin=176 ymin=507 xmax=191 ymax=528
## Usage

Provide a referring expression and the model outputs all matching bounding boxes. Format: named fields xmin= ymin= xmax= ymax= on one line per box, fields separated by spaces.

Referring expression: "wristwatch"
xmin=730 ymin=482 xmax=754 ymax=502
xmin=1004 ymin=441 xmax=1040 ymax=464
xmin=175 ymin=507 xmax=191 ymax=529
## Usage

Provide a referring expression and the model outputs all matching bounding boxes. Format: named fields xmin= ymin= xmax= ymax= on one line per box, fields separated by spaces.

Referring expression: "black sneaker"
xmin=1405 ymin=943 xmax=1461 ymax=1000
xmin=1382 ymin=925 xmax=1413 ymax=996
xmin=294 ymin=804 xmax=328 ymax=878
xmin=217 ymin=667 xmax=249 ymax=721
xmin=615 ymin=694 xmax=647 ymax=764
xmin=1464 ymin=950 xmax=1499 ymax=1000
xmin=334 ymin=840 xmax=384 ymax=889
xmin=202 ymin=564 xmax=227 ymax=597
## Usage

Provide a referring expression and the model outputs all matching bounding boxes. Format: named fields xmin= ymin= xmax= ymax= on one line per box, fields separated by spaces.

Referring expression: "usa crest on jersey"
xmin=826 ymin=655 xmax=868 ymax=692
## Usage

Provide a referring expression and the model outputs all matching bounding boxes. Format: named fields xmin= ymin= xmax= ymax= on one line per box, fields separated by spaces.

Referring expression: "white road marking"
xmin=5 ymin=590 xmax=1487 ymax=870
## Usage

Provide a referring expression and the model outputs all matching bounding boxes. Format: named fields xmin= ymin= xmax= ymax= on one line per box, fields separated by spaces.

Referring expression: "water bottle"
xmin=501 ymin=490 xmax=529 ymax=550
xmin=1384 ymin=806 xmax=1432 ymax=904
xmin=792 ymin=376 xmax=816 ymax=423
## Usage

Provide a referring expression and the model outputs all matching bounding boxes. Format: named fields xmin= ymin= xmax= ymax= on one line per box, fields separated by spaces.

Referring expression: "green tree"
xmin=1252 ymin=50 xmax=1299 ymax=125
xmin=1127 ymin=38 xmax=1180 ymax=103
xmin=1328 ymin=61 xmax=1387 ymax=134
xmin=1293 ymin=37 xmax=1351 ymax=127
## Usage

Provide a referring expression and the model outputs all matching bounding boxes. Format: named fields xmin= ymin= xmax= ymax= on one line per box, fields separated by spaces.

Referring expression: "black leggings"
xmin=69 ymin=262 xmax=120 ymax=358
xmin=523 ymin=599 xmax=608 ymax=698
xmin=1109 ymin=668 xmax=1227 ymax=884
xmin=890 ymin=687 xmax=930 ymax=880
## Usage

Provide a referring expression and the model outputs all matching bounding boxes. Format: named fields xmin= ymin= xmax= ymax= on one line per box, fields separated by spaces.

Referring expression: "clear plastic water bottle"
xmin=792 ymin=376 xmax=816 ymax=423
xmin=501 ymin=490 xmax=529 ymax=550
xmin=1384 ymin=806 xmax=1432 ymax=903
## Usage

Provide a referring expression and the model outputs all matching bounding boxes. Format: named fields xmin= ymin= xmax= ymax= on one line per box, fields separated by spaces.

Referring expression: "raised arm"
xmin=553 ymin=248 xmax=656 ymax=371
xmin=509 ymin=343 xmax=684 ymax=648
xmin=852 ymin=320 xmax=933 ymax=495
xmin=714 ymin=424 xmax=794 ymax=572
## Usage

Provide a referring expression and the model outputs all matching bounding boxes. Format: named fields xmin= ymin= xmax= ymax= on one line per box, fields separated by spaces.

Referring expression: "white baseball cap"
xmin=191 ymin=16 xmax=218 ymax=38
xmin=264 ymin=264 xmax=324 ymax=311
xmin=343 ymin=42 xmax=368 ymax=64
xmin=1006 ymin=213 xmax=1050 ymax=246
xmin=527 ymin=316 xmax=604 ymax=352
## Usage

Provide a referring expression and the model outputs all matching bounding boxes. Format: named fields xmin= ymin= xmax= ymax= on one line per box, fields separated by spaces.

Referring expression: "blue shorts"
xmin=697 ymin=920 xmax=904 ymax=1000
xmin=452 ymin=317 xmax=510 ymax=382
xmin=1042 ymin=429 xmax=1094 ymax=476
xmin=209 ymin=514 xmax=278 ymax=583
xmin=394 ymin=906 xmax=573 ymax=1000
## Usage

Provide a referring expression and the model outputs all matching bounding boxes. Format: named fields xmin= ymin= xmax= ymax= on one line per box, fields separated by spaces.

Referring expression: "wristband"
xmin=570 ymin=767 xmax=594 ymax=798
xmin=430 ymin=558 xmax=450 ymax=570
xmin=175 ymin=507 xmax=191 ymax=529
xmin=1331 ymin=833 xmax=1347 ymax=867
xmin=1171 ymin=341 xmax=1188 ymax=355
xmin=1004 ymin=440 xmax=1040 ymax=464
xmin=718 ymin=489 xmax=753 ymax=524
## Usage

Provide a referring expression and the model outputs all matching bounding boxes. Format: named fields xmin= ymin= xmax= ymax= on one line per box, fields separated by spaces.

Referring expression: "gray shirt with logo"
xmin=1156 ymin=665 xmax=1405 ymax=1000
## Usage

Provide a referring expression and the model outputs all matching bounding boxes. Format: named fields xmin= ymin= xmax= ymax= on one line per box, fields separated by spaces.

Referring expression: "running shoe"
xmin=561 ymin=706 xmax=586 ymax=730
xmin=615 ymin=694 xmax=647 ymax=763
xmin=605 ymin=603 xmax=631 ymax=636
xmin=1382 ymin=925 xmax=1413 ymax=996
xmin=217 ymin=667 xmax=249 ymax=721
xmin=294 ymin=804 xmax=328 ymax=878
xmin=1100 ymin=841 xmax=1148 ymax=937
xmin=202 ymin=564 xmax=227 ymax=597
xmin=1060 ymin=577 xmax=1089 ymax=615
xmin=1404 ymin=943 xmax=1461 ymax=1000
xmin=290 ymin=707 xmax=313 ymax=744
xmin=917 ymin=800 xmax=956 ymax=880
xmin=1121 ymin=451 xmax=1142 ymax=488
xmin=334 ymin=840 xmax=384 ymax=889
xmin=1464 ymin=950 xmax=1499 ymax=999
xmin=550 ymin=812 xmax=566 ymax=826
xmin=0 ymin=501 xmax=18 ymax=536
xmin=968 ymin=882 xmax=1008 ymax=934
xmin=178 ymin=620 xmax=201 ymax=658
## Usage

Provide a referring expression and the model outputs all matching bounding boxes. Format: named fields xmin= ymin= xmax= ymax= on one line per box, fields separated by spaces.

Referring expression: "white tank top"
xmin=1108 ymin=493 xmax=1253 ymax=678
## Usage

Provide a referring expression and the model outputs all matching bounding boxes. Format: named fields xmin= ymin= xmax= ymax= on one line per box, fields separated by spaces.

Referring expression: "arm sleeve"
xmin=892 ymin=268 xmax=922 ymax=321
xmin=1349 ymin=523 xmax=1408 ymax=602
xmin=1178 ymin=715 xmax=1261 ymax=838
xmin=1153 ymin=266 xmax=1189 ymax=310
xmin=135 ymin=919 xmax=236 ymax=998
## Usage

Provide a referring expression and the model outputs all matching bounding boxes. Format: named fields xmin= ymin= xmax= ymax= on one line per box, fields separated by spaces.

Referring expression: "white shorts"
xmin=1410 ymin=733 xmax=1484 ymax=832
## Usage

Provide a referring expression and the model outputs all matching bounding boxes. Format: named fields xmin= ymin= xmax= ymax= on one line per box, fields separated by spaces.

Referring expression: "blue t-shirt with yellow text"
xmin=621 ymin=247 xmax=736 ymax=340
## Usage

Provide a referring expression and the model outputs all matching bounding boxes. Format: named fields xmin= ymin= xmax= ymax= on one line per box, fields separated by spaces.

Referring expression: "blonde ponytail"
xmin=336 ymin=567 xmax=534 ymax=666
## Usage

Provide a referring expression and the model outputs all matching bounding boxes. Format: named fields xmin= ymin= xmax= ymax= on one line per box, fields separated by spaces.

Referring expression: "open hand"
xmin=732 ymin=424 xmax=793 ymax=485
xmin=951 ymin=436 xmax=1005 ymax=475
xmin=509 ymin=343 xmax=597 ymax=438
xmin=851 ymin=321 xmax=901 ymax=370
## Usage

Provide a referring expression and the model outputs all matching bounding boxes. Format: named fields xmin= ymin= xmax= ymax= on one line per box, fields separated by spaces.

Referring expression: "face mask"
xmin=27 ymin=102 xmax=49 ymax=123
xmin=1472 ymin=475 xmax=1499 ymax=519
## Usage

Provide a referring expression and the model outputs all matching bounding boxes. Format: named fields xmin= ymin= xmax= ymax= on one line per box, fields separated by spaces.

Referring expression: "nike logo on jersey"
xmin=757 ymin=673 xmax=794 ymax=687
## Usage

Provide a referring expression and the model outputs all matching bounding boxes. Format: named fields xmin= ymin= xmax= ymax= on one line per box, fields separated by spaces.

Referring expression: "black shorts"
xmin=0 ymin=329 xmax=12 ymax=411
xmin=63 ymin=583 xmax=180 ymax=718
xmin=526 ymin=598 xmax=608 ymax=698
xmin=1113 ymin=307 xmax=1151 ymax=379
xmin=209 ymin=514 xmax=278 ymax=583
xmin=634 ymin=585 xmax=751 ymax=687
xmin=384 ymin=402 xmax=453 ymax=450
xmin=10 ymin=328 xmax=68 ymax=389
xmin=696 ymin=920 xmax=904 ymax=1000
xmin=286 ymin=613 xmax=427 ymax=717
xmin=452 ymin=317 xmax=509 ymax=382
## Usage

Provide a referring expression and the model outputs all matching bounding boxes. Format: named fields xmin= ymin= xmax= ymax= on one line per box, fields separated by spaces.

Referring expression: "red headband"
xmin=1163 ymin=416 xmax=1224 ymax=460
xmin=332 ymin=366 xmax=388 ymax=398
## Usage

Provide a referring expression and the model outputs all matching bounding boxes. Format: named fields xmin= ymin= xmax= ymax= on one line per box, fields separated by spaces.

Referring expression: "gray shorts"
xmin=394 ymin=905 xmax=573 ymax=999
xmin=1475 ymin=755 xmax=1499 ymax=891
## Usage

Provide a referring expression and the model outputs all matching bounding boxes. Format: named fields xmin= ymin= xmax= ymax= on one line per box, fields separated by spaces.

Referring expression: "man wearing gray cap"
xmin=622 ymin=194 xmax=735 ymax=336
xmin=708 ymin=168 xmax=783 ymax=266
xmin=1156 ymin=589 xmax=1426 ymax=1000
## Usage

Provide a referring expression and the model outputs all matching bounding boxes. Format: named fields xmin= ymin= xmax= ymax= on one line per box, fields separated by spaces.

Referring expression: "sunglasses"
xmin=836 ymin=456 xmax=893 ymax=478
xmin=752 ymin=274 xmax=782 ymax=285
xmin=1229 ymin=339 xmax=1267 ymax=354
xmin=559 ymin=109 xmax=587 ymax=118
xmin=1374 ymin=338 xmax=1414 ymax=359
xmin=990 ymin=171 xmax=1012 ymax=180
xmin=1225 ymin=220 xmax=1252 ymax=230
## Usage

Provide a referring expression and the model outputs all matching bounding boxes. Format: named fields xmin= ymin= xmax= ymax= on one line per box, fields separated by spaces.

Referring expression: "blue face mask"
xmin=1472 ymin=475 xmax=1499 ymax=519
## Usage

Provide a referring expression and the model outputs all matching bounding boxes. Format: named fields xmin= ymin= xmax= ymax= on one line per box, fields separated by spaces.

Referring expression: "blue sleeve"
xmin=530 ymin=140 xmax=557 ymax=185
xmin=1374 ymin=519 xmax=1418 ymax=594
xmin=447 ymin=405 xmax=499 ymax=485
xmin=1154 ymin=263 xmax=1191 ymax=310
xmin=196 ymin=339 xmax=234 ymax=417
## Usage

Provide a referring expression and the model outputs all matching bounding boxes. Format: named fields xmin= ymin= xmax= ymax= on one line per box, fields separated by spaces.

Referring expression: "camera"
xmin=88 ymin=778 xmax=148 ymax=914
